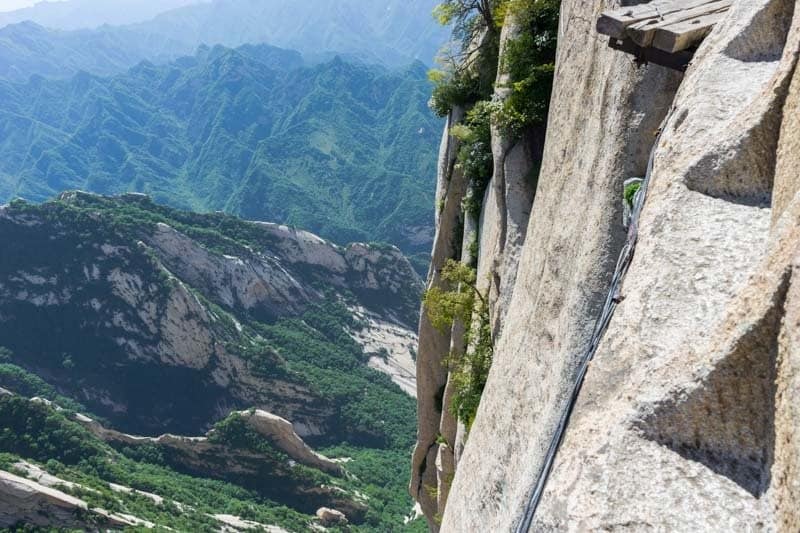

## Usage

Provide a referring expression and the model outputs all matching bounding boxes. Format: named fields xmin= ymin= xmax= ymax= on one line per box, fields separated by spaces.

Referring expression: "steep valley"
xmin=0 ymin=191 xmax=426 ymax=531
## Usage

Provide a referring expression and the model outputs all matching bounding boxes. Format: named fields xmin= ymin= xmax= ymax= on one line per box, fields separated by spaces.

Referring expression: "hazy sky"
xmin=0 ymin=0 xmax=50 ymax=12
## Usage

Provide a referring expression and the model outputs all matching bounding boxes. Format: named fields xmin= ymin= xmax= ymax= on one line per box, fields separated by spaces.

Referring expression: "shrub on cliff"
xmin=423 ymin=260 xmax=493 ymax=428
xmin=495 ymin=0 xmax=560 ymax=136
xmin=452 ymin=101 xmax=495 ymax=219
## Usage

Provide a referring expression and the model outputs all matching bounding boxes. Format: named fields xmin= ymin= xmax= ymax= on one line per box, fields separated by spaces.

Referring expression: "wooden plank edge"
xmin=652 ymin=10 xmax=729 ymax=52
xmin=627 ymin=6 xmax=729 ymax=49
xmin=597 ymin=0 xmax=732 ymax=39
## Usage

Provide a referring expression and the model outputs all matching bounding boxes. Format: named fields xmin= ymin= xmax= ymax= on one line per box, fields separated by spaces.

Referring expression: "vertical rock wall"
xmin=530 ymin=1 xmax=800 ymax=529
xmin=411 ymin=11 xmax=547 ymax=528
xmin=420 ymin=0 xmax=800 ymax=531
xmin=439 ymin=0 xmax=681 ymax=529
xmin=411 ymin=107 xmax=467 ymax=529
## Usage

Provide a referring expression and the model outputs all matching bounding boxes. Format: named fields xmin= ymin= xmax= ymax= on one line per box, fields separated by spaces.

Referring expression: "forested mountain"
xmin=0 ymin=0 xmax=448 ymax=83
xmin=0 ymin=191 xmax=424 ymax=530
xmin=0 ymin=3 xmax=443 ymax=530
xmin=0 ymin=43 xmax=440 ymax=256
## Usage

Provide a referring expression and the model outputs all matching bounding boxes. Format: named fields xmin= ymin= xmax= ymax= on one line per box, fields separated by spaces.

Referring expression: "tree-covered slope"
xmin=0 ymin=192 xmax=425 ymax=529
xmin=0 ymin=43 xmax=440 ymax=254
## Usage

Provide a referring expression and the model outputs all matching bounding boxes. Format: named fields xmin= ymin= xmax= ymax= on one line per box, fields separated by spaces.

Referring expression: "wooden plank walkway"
xmin=597 ymin=0 xmax=732 ymax=53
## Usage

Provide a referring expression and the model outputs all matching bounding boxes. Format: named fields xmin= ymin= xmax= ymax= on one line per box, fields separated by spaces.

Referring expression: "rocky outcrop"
xmin=411 ymin=106 xmax=468 ymax=526
xmin=71 ymin=406 xmax=367 ymax=519
xmin=148 ymin=222 xmax=311 ymax=318
xmin=214 ymin=514 xmax=289 ymax=532
xmin=412 ymin=2 xmax=680 ymax=526
xmin=0 ymin=469 xmax=141 ymax=529
xmin=315 ymin=507 xmax=349 ymax=527
xmin=528 ymin=2 xmax=800 ymax=530
xmin=480 ymin=17 xmax=543 ymax=336
xmin=1 ymin=459 xmax=287 ymax=532
xmin=234 ymin=409 xmax=344 ymax=476
xmin=349 ymin=307 xmax=418 ymax=396
xmin=79 ymin=408 xmax=343 ymax=476
xmin=424 ymin=0 xmax=800 ymax=531
xmin=0 ymin=192 xmax=420 ymax=438
xmin=148 ymin=220 xmax=422 ymax=327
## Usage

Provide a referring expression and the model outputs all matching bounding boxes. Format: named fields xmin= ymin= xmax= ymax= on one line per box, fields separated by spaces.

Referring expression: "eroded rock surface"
xmin=424 ymin=0 xmax=800 ymax=531
xmin=0 ymin=192 xmax=421 ymax=438
xmin=0 ymin=469 xmax=140 ymax=529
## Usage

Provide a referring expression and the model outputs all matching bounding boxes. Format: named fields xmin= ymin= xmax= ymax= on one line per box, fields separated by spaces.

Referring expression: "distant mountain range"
xmin=0 ymin=0 xmax=449 ymax=82
xmin=0 ymin=0 xmax=205 ymax=30
xmin=0 ymin=43 xmax=440 ymax=255
xmin=0 ymin=21 xmax=189 ymax=81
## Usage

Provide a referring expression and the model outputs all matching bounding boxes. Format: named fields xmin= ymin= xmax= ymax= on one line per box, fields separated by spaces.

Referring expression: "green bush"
xmin=452 ymin=101 xmax=495 ymax=220
xmin=624 ymin=181 xmax=642 ymax=208
xmin=423 ymin=260 xmax=493 ymax=428
xmin=0 ymin=396 xmax=106 ymax=464
xmin=494 ymin=0 xmax=560 ymax=137
xmin=429 ymin=69 xmax=485 ymax=117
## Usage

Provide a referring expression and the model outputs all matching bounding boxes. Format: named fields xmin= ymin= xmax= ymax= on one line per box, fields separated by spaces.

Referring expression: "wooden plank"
xmin=652 ymin=10 xmax=728 ymax=52
xmin=627 ymin=3 xmax=730 ymax=49
xmin=597 ymin=0 xmax=731 ymax=53
xmin=597 ymin=0 xmax=730 ymax=40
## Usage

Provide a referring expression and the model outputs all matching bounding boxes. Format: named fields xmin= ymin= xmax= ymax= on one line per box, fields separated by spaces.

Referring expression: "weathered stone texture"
xmin=418 ymin=0 xmax=800 ymax=530
xmin=530 ymin=2 xmax=800 ymax=530
xmin=411 ymin=107 xmax=468 ymax=529
xmin=439 ymin=0 xmax=681 ymax=529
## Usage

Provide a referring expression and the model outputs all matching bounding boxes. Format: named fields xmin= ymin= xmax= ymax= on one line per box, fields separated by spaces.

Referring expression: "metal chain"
xmin=513 ymin=116 xmax=669 ymax=533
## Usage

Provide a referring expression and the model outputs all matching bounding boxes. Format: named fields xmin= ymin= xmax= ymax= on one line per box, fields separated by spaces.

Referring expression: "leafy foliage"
xmin=429 ymin=67 xmax=486 ymax=117
xmin=423 ymin=260 xmax=478 ymax=332
xmin=0 ymin=395 xmax=426 ymax=531
xmin=0 ymin=197 xmax=419 ymax=446
xmin=0 ymin=396 xmax=105 ymax=465
xmin=0 ymin=361 xmax=87 ymax=413
xmin=423 ymin=260 xmax=493 ymax=427
xmin=624 ymin=181 xmax=642 ymax=208
xmin=452 ymin=101 xmax=494 ymax=219
xmin=493 ymin=0 xmax=560 ymax=137
xmin=0 ymin=197 xmax=425 ymax=530
xmin=433 ymin=0 xmax=497 ymax=36
xmin=209 ymin=412 xmax=289 ymax=461
xmin=428 ymin=0 xmax=505 ymax=117
xmin=323 ymin=445 xmax=428 ymax=532
xmin=429 ymin=0 xmax=559 ymax=139
xmin=448 ymin=298 xmax=492 ymax=428
xmin=256 ymin=301 xmax=418 ymax=449
xmin=0 ymin=397 xmax=314 ymax=531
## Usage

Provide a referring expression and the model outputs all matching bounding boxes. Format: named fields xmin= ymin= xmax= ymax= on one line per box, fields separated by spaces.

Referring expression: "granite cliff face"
xmin=0 ymin=191 xmax=424 ymax=530
xmin=0 ymin=192 xmax=421 ymax=440
xmin=414 ymin=0 xmax=800 ymax=530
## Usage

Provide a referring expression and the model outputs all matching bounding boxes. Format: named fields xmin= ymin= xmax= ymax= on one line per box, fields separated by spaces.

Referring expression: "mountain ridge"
xmin=0 ymin=43 xmax=441 ymax=256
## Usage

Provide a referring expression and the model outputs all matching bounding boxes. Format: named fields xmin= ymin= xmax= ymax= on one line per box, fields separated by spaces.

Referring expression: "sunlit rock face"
xmin=416 ymin=0 xmax=800 ymax=530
